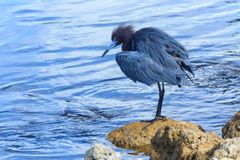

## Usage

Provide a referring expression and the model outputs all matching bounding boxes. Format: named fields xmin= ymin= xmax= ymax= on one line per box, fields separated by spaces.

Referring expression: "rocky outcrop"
xmin=151 ymin=125 xmax=221 ymax=160
xmin=210 ymin=137 xmax=240 ymax=160
xmin=107 ymin=118 xmax=222 ymax=160
xmin=222 ymin=111 xmax=240 ymax=139
xmin=85 ymin=143 xmax=120 ymax=160
xmin=107 ymin=111 xmax=240 ymax=160
xmin=107 ymin=118 xmax=203 ymax=154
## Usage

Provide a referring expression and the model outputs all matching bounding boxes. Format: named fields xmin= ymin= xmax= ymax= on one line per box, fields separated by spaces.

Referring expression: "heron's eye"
xmin=113 ymin=38 xmax=118 ymax=42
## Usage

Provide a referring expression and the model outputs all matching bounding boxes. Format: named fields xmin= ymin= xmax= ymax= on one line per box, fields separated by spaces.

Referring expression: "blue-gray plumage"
xmin=116 ymin=51 xmax=184 ymax=86
xmin=102 ymin=25 xmax=194 ymax=119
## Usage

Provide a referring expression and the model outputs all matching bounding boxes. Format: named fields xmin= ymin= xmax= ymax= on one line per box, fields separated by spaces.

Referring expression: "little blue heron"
xmin=102 ymin=25 xmax=194 ymax=119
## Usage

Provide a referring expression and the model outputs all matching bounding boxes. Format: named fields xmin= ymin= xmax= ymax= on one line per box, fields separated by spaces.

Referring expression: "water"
xmin=0 ymin=0 xmax=239 ymax=159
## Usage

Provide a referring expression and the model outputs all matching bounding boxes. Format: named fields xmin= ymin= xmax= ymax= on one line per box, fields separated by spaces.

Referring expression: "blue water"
xmin=0 ymin=0 xmax=240 ymax=159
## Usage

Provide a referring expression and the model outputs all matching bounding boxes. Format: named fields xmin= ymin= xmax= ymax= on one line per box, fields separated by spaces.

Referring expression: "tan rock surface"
xmin=108 ymin=118 xmax=222 ymax=160
xmin=107 ymin=112 xmax=240 ymax=160
xmin=151 ymin=125 xmax=222 ymax=160
xmin=222 ymin=111 xmax=240 ymax=139
xmin=107 ymin=118 xmax=203 ymax=154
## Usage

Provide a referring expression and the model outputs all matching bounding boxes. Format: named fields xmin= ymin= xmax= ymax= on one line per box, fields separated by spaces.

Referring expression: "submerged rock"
xmin=85 ymin=143 xmax=120 ymax=160
xmin=210 ymin=137 xmax=240 ymax=160
xmin=222 ymin=111 xmax=240 ymax=139
xmin=107 ymin=118 xmax=222 ymax=160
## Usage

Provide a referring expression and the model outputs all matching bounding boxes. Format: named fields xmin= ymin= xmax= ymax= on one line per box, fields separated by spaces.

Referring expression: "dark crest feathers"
xmin=111 ymin=25 xmax=135 ymax=41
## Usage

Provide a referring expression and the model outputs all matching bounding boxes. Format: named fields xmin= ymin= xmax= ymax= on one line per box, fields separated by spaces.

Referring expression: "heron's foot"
xmin=154 ymin=115 xmax=166 ymax=120
xmin=140 ymin=119 xmax=155 ymax=123
xmin=140 ymin=115 xmax=166 ymax=123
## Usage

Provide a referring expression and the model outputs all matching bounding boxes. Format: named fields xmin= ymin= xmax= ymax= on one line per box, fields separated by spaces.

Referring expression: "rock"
xmin=152 ymin=125 xmax=222 ymax=160
xmin=222 ymin=111 xmax=240 ymax=139
xmin=210 ymin=137 xmax=240 ymax=160
xmin=107 ymin=118 xmax=203 ymax=154
xmin=85 ymin=143 xmax=120 ymax=160
xmin=108 ymin=118 xmax=222 ymax=159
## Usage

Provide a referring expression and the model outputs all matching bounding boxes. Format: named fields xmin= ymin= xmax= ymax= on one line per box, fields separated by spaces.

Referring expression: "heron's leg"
xmin=140 ymin=82 xmax=165 ymax=123
xmin=155 ymin=82 xmax=165 ymax=119
xmin=160 ymin=82 xmax=165 ymax=110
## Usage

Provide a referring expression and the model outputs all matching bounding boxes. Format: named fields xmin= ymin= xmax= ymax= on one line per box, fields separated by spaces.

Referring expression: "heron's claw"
xmin=140 ymin=115 xmax=166 ymax=123
xmin=154 ymin=115 xmax=166 ymax=120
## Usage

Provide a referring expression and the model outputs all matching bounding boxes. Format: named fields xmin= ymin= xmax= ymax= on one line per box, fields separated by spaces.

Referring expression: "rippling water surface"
xmin=0 ymin=0 xmax=240 ymax=159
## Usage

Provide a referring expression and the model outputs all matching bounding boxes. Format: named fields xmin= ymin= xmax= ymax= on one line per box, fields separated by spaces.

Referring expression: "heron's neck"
xmin=122 ymin=37 xmax=133 ymax=51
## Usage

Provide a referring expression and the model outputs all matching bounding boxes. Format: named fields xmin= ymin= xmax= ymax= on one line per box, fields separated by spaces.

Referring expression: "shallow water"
xmin=0 ymin=0 xmax=240 ymax=159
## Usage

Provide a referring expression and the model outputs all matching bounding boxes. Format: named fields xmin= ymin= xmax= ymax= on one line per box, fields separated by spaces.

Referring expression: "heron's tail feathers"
xmin=184 ymin=71 xmax=193 ymax=83
xmin=176 ymin=77 xmax=182 ymax=88
xmin=182 ymin=63 xmax=195 ymax=76
xmin=177 ymin=60 xmax=194 ymax=83
xmin=174 ymin=57 xmax=195 ymax=76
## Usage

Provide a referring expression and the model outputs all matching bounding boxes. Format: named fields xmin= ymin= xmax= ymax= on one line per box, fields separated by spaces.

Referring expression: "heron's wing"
xmin=163 ymin=36 xmax=194 ymax=76
xmin=132 ymin=36 xmax=186 ymax=80
xmin=133 ymin=28 xmax=194 ymax=76
xmin=115 ymin=51 xmax=184 ymax=86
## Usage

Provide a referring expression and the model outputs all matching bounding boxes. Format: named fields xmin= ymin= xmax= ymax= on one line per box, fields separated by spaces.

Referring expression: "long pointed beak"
xmin=102 ymin=49 xmax=109 ymax=57
xmin=102 ymin=40 xmax=117 ymax=57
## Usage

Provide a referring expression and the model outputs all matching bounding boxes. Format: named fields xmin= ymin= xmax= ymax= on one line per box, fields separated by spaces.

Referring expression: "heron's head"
xmin=102 ymin=25 xmax=134 ymax=57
